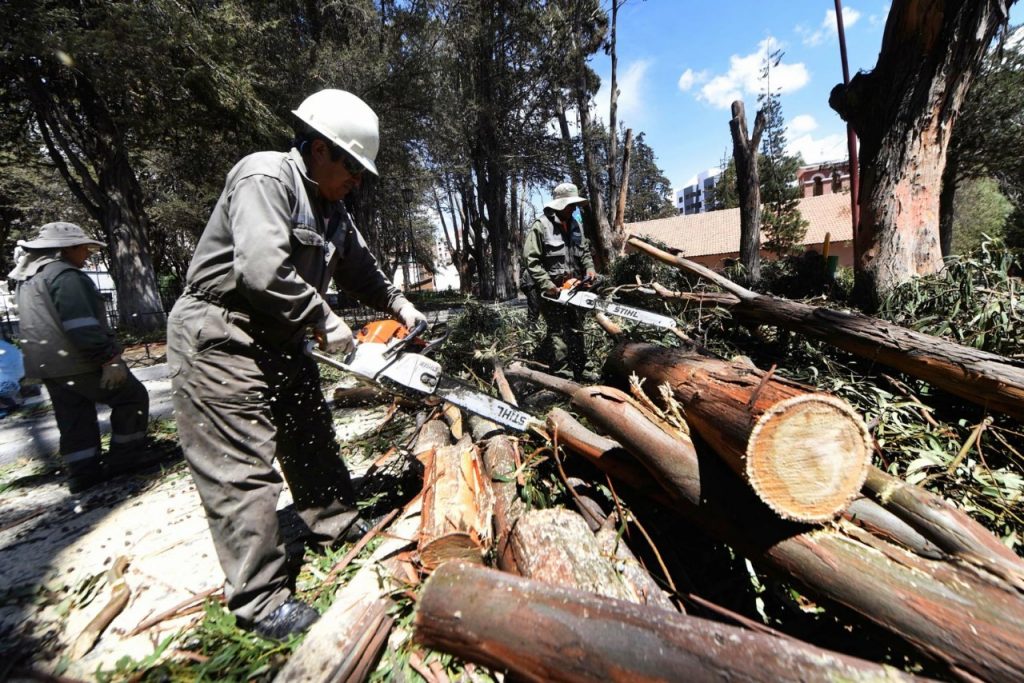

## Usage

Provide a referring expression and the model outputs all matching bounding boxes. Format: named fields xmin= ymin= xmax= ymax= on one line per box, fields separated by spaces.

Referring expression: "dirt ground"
xmin=0 ymin=375 xmax=407 ymax=681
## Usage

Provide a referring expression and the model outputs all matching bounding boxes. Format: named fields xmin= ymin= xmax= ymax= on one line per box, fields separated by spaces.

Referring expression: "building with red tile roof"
xmin=625 ymin=192 xmax=854 ymax=269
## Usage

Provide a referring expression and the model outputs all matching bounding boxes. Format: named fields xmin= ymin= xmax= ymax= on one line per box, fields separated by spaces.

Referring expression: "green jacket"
xmin=16 ymin=260 xmax=120 ymax=378
xmin=522 ymin=212 xmax=595 ymax=292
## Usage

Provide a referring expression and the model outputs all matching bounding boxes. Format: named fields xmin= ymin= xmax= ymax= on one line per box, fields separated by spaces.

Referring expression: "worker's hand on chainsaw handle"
xmin=544 ymin=286 xmax=560 ymax=298
xmin=315 ymin=311 xmax=355 ymax=355
xmin=395 ymin=301 xmax=427 ymax=331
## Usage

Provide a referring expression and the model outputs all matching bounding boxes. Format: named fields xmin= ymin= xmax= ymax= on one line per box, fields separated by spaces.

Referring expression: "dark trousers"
xmin=167 ymin=295 xmax=358 ymax=623
xmin=538 ymin=297 xmax=587 ymax=380
xmin=45 ymin=370 xmax=149 ymax=473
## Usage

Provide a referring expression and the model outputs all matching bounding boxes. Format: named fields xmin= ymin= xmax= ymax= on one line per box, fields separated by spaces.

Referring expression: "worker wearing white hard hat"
xmin=166 ymin=89 xmax=425 ymax=640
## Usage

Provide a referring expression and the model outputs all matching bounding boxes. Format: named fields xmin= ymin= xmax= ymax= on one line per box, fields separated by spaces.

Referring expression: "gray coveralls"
xmin=166 ymin=149 xmax=407 ymax=624
xmin=522 ymin=212 xmax=596 ymax=380
xmin=15 ymin=258 xmax=149 ymax=479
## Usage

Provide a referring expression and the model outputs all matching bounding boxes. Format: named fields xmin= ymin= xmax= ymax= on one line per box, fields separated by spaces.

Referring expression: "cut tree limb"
xmin=418 ymin=434 xmax=494 ymax=570
xmin=414 ymin=562 xmax=921 ymax=683
xmin=606 ymin=342 xmax=871 ymax=522
xmin=627 ymin=235 xmax=1024 ymax=421
xmin=569 ymin=382 xmax=1024 ymax=682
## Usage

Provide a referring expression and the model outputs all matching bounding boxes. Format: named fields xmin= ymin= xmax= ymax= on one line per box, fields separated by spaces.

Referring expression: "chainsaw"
xmin=305 ymin=319 xmax=534 ymax=432
xmin=542 ymin=276 xmax=678 ymax=330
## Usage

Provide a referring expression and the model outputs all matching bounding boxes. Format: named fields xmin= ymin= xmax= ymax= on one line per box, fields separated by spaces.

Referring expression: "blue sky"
xmin=587 ymin=1 xmax=1016 ymax=192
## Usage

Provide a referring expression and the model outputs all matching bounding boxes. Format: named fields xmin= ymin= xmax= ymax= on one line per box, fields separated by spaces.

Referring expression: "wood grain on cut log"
xmin=469 ymin=415 xmax=523 ymax=573
xmin=414 ymin=562 xmax=921 ymax=683
xmin=571 ymin=384 xmax=1024 ymax=682
xmin=628 ymin=235 xmax=1024 ymax=421
xmin=607 ymin=342 xmax=871 ymax=522
xmin=418 ymin=434 xmax=494 ymax=570
xmin=413 ymin=419 xmax=453 ymax=461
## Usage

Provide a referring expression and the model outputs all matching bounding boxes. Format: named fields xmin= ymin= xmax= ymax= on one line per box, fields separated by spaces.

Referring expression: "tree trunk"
xmin=938 ymin=156 xmax=959 ymax=257
xmin=613 ymin=128 xmax=633 ymax=239
xmin=570 ymin=381 xmax=1024 ymax=683
xmin=28 ymin=68 xmax=164 ymax=333
xmin=628 ymin=236 xmax=1024 ymax=422
xmin=469 ymin=415 xmax=523 ymax=573
xmin=554 ymin=96 xmax=585 ymax=191
xmin=414 ymin=562 xmax=922 ymax=683
xmin=418 ymin=434 xmax=494 ymax=570
xmin=576 ymin=99 xmax=615 ymax=273
xmin=828 ymin=0 xmax=1012 ymax=307
xmin=730 ymin=100 xmax=766 ymax=284
xmin=607 ymin=0 xmax=620 ymax=230
xmin=605 ymin=346 xmax=872 ymax=523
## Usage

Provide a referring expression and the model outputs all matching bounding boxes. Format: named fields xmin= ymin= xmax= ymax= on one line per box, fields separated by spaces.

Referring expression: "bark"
xmin=554 ymin=96 xmax=585 ymax=191
xmin=730 ymin=100 xmax=766 ymax=283
xmin=628 ymin=236 xmax=1024 ymax=422
xmin=278 ymin=504 xmax=419 ymax=682
xmin=576 ymin=98 xmax=615 ymax=273
xmin=828 ymin=0 xmax=1013 ymax=307
xmin=418 ymin=434 xmax=494 ymax=570
xmin=606 ymin=345 xmax=872 ymax=522
xmin=593 ymin=526 xmax=678 ymax=612
xmin=843 ymin=497 xmax=945 ymax=560
xmin=469 ymin=415 xmax=523 ymax=573
xmin=547 ymin=407 xmax=673 ymax=507
xmin=414 ymin=562 xmax=922 ymax=683
xmin=569 ymin=386 xmax=1024 ymax=683
xmin=864 ymin=466 xmax=1024 ymax=590
xmin=613 ymin=128 xmax=633 ymax=235
xmin=607 ymin=0 xmax=620 ymax=227
xmin=510 ymin=508 xmax=645 ymax=603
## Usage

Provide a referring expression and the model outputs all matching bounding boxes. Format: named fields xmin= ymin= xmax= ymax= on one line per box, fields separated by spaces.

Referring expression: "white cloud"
xmin=677 ymin=68 xmax=707 ymax=92
xmin=789 ymin=114 xmax=818 ymax=135
xmin=596 ymin=59 xmax=652 ymax=124
xmin=798 ymin=7 xmax=862 ymax=47
xmin=869 ymin=3 xmax=890 ymax=27
xmin=696 ymin=37 xmax=809 ymax=109
xmin=788 ymin=132 xmax=849 ymax=164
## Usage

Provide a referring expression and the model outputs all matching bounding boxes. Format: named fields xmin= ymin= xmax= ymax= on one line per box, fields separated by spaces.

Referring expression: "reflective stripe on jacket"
xmin=16 ymin=261 xmax=119 ymax=378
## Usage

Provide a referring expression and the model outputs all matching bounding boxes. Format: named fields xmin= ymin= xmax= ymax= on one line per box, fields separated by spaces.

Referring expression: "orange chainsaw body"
xmin=355 ymin=320 xmax=426 ymax=348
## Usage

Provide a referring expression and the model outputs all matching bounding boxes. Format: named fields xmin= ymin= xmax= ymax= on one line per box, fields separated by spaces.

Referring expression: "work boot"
xmin=66 ymin=462 xmax=104 ymax=494
xmin=252 ymin=598 xmax=319 ymax=640
xmin=104 ymin=439 xmax=168 ymax=477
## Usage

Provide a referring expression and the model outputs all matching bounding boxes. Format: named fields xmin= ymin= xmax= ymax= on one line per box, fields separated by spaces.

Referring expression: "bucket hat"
xmin=544 ymin=183 xmax=589 ymax=212
xmin=17 ymin=222 xmax=105 ymax=250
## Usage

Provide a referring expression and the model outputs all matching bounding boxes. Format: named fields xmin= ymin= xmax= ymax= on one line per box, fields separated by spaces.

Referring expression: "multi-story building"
xmin=674 ymin=168 xmax=721 ymax=215
xmin=797 ymin=160 xmax=851 ymax=198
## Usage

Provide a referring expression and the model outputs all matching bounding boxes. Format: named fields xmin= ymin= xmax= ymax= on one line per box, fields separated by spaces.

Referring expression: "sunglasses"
xmin=336 ymin=148 xmax=365 ymax=178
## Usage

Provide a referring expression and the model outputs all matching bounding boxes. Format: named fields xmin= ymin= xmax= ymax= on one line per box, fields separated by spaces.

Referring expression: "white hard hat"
xmin=292 ymin=89 xmax=380 ymax=176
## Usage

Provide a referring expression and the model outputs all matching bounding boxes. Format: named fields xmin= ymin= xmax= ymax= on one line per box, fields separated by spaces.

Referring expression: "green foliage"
xmin=878 ymin=237 xmax=1024 ymax=356
xmin=622 ymin=132 xmax=677 ymax=222
xmin=951 ymin=177 xmax=1015 ymax=254
xmin=713 ymin=156 xmax=740 ymax=211
xmin=757 ymin=93 xmax=807 ymax=256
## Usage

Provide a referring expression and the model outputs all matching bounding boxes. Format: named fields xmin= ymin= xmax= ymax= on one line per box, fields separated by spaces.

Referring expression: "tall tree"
xmin=940 ymin=25 xmax=1024 ymax=255
xmin=713 ymin=156 xmax=740 ymax=211
xmin=758 ymin=93 xmax=807 ymax=256
xmin=830 ymin=0 xmax=1017 ymax=308
xmin=621 ymin=132 xmax=675 ymax=222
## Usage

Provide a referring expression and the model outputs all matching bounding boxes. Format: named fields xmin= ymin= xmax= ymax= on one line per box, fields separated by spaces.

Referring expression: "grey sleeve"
xmin=230 ymin=174 xmax=333 ymax=327
xmin=332 ymin=224 xmax=406 ymax=313
xmin=523 ymin=222 xmax=554 ymax=291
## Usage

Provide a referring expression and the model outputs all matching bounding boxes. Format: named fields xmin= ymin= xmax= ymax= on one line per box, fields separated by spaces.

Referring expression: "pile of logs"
xmin=282 ymin=243 xmax=1024 ymax=682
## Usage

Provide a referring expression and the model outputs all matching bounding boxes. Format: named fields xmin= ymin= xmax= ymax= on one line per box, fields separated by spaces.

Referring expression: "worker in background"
xmin=522 ymin=182 xmax=598 ymax=381
xmin=166 ymin=89 xmax=426 ymax=640
xmin=9 ymin=222 xmax=151 ymax=492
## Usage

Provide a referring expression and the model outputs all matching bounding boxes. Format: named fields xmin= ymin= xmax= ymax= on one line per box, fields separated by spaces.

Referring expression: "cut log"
xmin=570 ymin=384 xmax=1024 ymax=682
xmin=628 ymin=236 xmax=1024 ymax=422
xmin=414 ymin=562 xmax=921 ymax=683
xmin=865 ymin=466 xmax=1024 ymax=590
xmin=844 ymin=497 xmax=944 ymax=560
xmin=606 ymin=343 xmax=871 ymax=522
xmin=418 ymin=434 xmax=494 ymax=570
xmin=277 ymin=501 xmax=420 ymax=682
xmin=413 ymin=418 xmax=453 ymax=460
xmin=594 ymin=526 xmax=677 ymax=612
xmin=469 ymin=415 xmax=523 ymax=573
xmin=510 ymin=508 xmax=647 ymax=604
